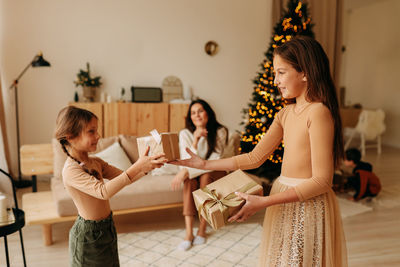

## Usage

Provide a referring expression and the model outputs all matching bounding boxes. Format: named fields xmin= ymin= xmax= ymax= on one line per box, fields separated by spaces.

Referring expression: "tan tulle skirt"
xmin=258 ymin=176 xmax=347 ymax=267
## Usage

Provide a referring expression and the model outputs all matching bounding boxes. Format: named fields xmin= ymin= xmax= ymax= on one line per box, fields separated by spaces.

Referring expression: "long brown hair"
xmin=273 ymin=36 xmax=344 ymax=168
xmin=185 ymin=99 xmax=228 ymax=159
xmin=54 ymin=106 xmax=100 ymax=177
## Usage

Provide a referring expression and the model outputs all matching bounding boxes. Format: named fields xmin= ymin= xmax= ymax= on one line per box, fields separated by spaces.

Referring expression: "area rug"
xmin=337 ymin=197 xmax=373 ymax=219
xmin=372 ymin=184 xmax=400 ymax=209
xmin=336 ymin=184 xmax=400 ymax=219
xmin=118 ymin=186 xmax=399 ymax=266
xmin=118 ymin=222 xmax=262 ymax=267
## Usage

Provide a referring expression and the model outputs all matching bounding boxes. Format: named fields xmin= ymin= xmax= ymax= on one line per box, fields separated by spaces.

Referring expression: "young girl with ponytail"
xmin=54 ymin=106 xmax=167 ymax=267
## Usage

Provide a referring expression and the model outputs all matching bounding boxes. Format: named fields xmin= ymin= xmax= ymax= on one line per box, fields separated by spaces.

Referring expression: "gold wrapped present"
xmin=192 ymin=170 xmax=263 ymax=230
xmin=137 ymin=130 xmax=180 ymax=161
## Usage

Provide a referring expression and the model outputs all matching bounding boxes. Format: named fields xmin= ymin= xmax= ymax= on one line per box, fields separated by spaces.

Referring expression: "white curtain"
xmin=0 ymin=75 xmax=9 ymax=172
xmin=0 ymin=74 xmax=13 ymax=208
xmin=0 ymin=126 xmax=7 ymax=172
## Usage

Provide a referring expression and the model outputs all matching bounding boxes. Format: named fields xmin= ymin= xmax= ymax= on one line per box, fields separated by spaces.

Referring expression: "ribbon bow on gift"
xmin=197 ymin=181 xmax=258 ymax=228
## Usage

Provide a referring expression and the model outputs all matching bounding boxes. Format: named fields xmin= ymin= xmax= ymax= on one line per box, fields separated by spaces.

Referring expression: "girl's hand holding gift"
xmin=228 ymin=192 xmax=267 ymax=223
xmin=134 ymin=146 xmax=168 ymax=174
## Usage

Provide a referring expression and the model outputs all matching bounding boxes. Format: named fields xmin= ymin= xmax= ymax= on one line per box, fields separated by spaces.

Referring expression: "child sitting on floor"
xmin=344 ymin=148 xmax=381 ymax=201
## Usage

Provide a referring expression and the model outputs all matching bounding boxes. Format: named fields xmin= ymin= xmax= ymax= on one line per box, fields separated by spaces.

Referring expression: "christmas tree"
xmin=240 ymin=0 xmax=314 ymax=179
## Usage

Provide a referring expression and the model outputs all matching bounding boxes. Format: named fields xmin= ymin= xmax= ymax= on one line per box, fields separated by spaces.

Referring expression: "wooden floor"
xmin=1 ymin=146 xmax=399 ymax=266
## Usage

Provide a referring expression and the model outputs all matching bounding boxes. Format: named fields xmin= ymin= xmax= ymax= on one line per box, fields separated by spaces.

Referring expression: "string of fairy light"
xmin=240 ymin=1 xmax=311 ymax=164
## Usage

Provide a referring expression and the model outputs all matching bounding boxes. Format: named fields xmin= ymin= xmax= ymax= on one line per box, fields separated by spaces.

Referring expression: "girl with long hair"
xmin=173 ymin=36 xmax=347 ymax=266
xmin=170 ymin=99 xmax=228 ymax=251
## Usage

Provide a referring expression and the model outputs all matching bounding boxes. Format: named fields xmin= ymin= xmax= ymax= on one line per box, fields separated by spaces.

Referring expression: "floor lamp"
xmin=8 ymin=52 xmax=51 ymax=189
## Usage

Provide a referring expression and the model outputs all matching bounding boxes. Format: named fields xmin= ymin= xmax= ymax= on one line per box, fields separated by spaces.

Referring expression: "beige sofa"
xmin=21 ymin=132 xmax=241 ymax=245
xmin=51 ymin=133 xmax=240 ymax=216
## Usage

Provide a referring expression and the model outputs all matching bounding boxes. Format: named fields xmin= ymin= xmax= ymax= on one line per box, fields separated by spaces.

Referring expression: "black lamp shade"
xmin=31 ymin=54 xmax=50 ymax=67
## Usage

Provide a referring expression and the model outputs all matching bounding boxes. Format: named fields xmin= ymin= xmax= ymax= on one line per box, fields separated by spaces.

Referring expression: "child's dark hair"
xmin=273 ymin=36 xmax=344 ymax=168
xmin=54 ymin=106 xmax=100 ymax=178
xmin=345 ymin=148 xmax=361 ymax=164
xmin=185 ymin=99 xmax=228 ymax=159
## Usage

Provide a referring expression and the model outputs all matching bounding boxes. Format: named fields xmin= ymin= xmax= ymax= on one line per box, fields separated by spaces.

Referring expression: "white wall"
xmin=0 ymin=0 xmax=272 ymax=174
xmin=341 ymin=0 xmax=400 ymax=147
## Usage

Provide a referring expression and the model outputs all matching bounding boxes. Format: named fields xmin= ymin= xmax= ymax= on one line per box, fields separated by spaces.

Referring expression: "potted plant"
xmin=74 ymin=62 xmax=102 ymax=102
xmin=119 ymin=87 xmax=126 ymax=102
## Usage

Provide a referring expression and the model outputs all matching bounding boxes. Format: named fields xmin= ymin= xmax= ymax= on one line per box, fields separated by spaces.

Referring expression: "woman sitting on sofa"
xmin=171 ymin=99 xmax=228 ymax=251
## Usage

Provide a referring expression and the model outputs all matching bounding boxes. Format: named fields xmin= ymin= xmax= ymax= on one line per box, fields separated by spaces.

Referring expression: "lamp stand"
xmin=8 ymin=53 xmax=50 ymax=190
xmin=12 ymin=82 xmax=32 ymax=189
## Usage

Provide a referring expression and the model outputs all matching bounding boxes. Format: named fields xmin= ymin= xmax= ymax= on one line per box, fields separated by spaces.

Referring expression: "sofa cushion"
xmin=51 ymin=174 xmax=182 ymax=216
xmin=93 ymin=142 xmax=132 ymax=170
xmin=222 ymin=131 xmax=241 ymax=158
xmin=93 ymin=136 xmax=119 ymax=153
xmin=119 ymin=135 xmax=139 ymax=163
xmin=109 ymin=174 xmax=182 ymax=211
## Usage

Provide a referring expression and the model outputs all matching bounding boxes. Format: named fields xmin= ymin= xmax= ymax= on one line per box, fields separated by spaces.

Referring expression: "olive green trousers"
xmin=69 ymin=213 xmax=119 ymax=267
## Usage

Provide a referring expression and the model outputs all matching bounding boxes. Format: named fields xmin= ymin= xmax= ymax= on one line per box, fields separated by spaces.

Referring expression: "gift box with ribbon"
xmin=192 ymin=169 xmax=263 ymax=230
xmin=137 ymin=129 xmax=180 ymax=161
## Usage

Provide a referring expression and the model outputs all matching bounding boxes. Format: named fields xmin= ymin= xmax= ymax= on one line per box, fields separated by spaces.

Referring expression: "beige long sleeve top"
xmin=62 ymin=157 xmax=134 ymax=220
xmin=234 ymin=102 xmax=335 ymax=201
xmin=180 ymin=128 xmax=227 ymax=179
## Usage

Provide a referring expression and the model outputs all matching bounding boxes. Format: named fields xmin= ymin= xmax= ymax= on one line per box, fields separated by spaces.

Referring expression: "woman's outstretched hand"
xmin=228 ymin=192 xmax=267 ymax=223
xmin=170 ymin=147 xmax=206 ymax=169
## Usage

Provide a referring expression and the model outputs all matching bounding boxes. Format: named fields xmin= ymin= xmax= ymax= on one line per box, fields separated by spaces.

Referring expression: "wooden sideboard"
xmin=70 ymin=102 xmax=189 ymax=137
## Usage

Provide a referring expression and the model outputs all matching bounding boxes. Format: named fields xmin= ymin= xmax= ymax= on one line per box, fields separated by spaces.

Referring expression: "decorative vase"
xmin=183 ymin=85 xmax=193 ymax=100
xmin=82 ymin=86 xmax=96 ymax=102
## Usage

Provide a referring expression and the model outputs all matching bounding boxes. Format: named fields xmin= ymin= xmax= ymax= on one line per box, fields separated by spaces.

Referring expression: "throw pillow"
xmin=93 ymin=136 xmax=119 ymax=153
xmin=93 ymin=142 xmax=132 ymax=171
xmin=222 ymin=131 xmax=241 ymax=158
xmin=119 ymin=135 xmax=139 ymax=163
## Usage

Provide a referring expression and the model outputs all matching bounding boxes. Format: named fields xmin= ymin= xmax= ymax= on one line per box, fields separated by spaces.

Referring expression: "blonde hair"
xmin=54 ymin=106 xmax=100 ymax=178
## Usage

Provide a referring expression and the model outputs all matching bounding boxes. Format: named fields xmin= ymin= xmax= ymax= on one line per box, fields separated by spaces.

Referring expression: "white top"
xmin=179 ymin=127 xmax=228 ymax=179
